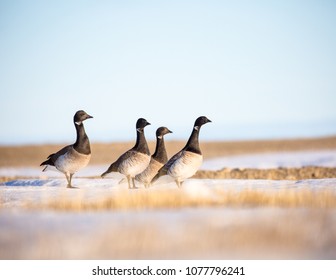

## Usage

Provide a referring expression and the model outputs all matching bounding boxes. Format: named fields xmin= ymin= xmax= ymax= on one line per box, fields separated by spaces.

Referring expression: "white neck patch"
xmin=137 ymin=128 xmax=142 ymax=133
xmin=158 ymin=135 xmax=163 ymax=139
xmin=75 ymin=121 xmax=82 ymax=126
xmin=194 ymin=126 xmax=199 ymax=131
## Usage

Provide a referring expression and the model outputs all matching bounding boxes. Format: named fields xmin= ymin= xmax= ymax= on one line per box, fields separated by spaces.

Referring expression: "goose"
xmin=151 ymin=116 xmax=211 ymax=188
xmin=40 ymin=110 xmax=93 ymax=188
xmin=135 ymin=126 xmax=172 ymax=188
xmin=101 ymin=118 xmax=151 ymax=189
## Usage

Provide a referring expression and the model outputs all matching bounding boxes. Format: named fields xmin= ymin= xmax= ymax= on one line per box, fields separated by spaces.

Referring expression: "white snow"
xmin=0 ymin=150 xmax=336 ymax=207
xmin=1 ymin=150 xmax=336 ymax=178
xmin=0 ymin=150 xmax=336 ymax=197
xmin=1 ymin=150 xmax=336 ymax=259
xmin=1 ymin=177 xmax=336 ymax=208
xmin=202 ymin=149 xmax=336 ymax=170
xmin=1 ymin=149 xmax=335 ymax=208
xmin=0 ymin=165 xmax=108 ymax=178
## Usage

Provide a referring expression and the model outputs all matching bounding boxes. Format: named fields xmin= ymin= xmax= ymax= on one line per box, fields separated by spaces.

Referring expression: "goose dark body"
xmin=101 ymin=118 xmax=151 ymax=189
xmin=151 ymin=116 xmax=211 ymax=188
xmin=135 ymin=126 xmax=172 ymax=187
xmin=40 ymin=110 xmax=93 ymax=188
xmin=152 ymin=127 xmax=172 ymax=164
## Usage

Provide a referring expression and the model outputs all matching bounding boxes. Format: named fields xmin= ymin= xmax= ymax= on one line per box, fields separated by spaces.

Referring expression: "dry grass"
xmin=23 ymin=187 xmax=336 ymax=212
xmin=2 ymin=206 xmax=336 ymax=259
xmin=1 ymin=136 xmax=336 ymax=167
xmin=2 ymin=181 xmax=336 ymax=259
xmin=1 ymin=166 xmax=335 ymax=184
xmin=196 ymin=166 xmax=336 ymax=180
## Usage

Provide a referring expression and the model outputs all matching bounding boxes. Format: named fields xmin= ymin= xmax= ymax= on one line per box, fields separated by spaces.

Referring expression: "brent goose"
xmin=40 ymin=110 xmax=93 ymax=188
xmin=151 ymin=116 xmax=211 ymax=188
xmin=135 ymin=126 xmax=172 ymax=188
xmin=101 ymin=118 xmax=151 ymax=189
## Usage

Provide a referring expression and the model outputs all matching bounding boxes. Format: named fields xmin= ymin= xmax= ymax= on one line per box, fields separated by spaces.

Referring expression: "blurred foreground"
xmin=1 ymin=136 xmax=336 ymax=259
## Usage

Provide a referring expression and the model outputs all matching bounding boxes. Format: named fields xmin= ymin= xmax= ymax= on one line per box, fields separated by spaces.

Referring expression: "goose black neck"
xmin=133 ymin=129 xmax=150 ymax=155
xmin=73 ymin=123 xmax=91 ymax=155
xmin=183 ymin=127 xmax=201 ymax=155
xmin=152 ymin=136 xmax=168 ymax=164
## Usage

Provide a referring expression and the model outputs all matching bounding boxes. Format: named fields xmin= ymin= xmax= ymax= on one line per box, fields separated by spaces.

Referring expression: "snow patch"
xmin=202 ymin=150 xmax=336 ymax=170
xmin=2 ymin=150 xmax=336 ymax=179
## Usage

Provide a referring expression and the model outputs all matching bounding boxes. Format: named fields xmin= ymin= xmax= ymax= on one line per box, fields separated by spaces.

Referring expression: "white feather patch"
xmin=168 ymin=151 xmax=203 ymax=181
xmin=119 ymin=153 xmax=151 ymax=177
xmin=135 ymin=158 xmax=163 ymax=185
xmin=54 ymin=148 xmax=91 ymax=174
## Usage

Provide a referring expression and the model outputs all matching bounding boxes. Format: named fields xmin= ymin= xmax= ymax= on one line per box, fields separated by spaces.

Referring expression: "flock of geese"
xmin=40 ymin=110 xmax=211 ymax=189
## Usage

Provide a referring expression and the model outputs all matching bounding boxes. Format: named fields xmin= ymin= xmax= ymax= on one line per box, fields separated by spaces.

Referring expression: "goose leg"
xmin=175 ymin=179 xmax=182 ymax=188
xmin=65 ymin=173 xmax=71 ymax=188
xmin=126 ymin=175 xmax=132 ymax=189
xmin=132 ymin=177 xmax=138 ymax=189
xmin=70 ymin=173 xmax=74 ymax=187
xmin=118 ymin=178 xmax=126 ymax=185
xmin=66 ymin=173 xmax=76 ymax=188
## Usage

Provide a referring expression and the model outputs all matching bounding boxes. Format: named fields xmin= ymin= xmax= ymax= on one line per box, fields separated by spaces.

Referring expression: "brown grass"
xmin=196 ymin=166 xmax=336 ymax=180
xmin=2 ymin=206 xmax=336 ymax=259
xmin=1 ymin=136 xmax=336 ymax=167
xmin=1 ymin=166 xmax=335 ymax=184
xmin=23 ymin=187 xmax=336 ymax=212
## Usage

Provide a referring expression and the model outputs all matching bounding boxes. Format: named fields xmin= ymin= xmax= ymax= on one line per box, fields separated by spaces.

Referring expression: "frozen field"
xmin=202 ymin=150 xmax=336 ymax=169
xmin=1 ymin=149 xmax=336 ymax=178
xmin=1 ymin=150 xmax=336 ymax=259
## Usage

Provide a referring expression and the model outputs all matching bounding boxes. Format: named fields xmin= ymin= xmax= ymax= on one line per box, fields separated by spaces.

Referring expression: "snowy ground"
xmin=1 ymin=150 xmax=336 ymax=259
xmin=202 ymin=149 xmax=336 ymax=170
xmin=1 ymin=150 xmax=336 ymax=178
xmin=1 ymin=207 xmax=335 ymax=259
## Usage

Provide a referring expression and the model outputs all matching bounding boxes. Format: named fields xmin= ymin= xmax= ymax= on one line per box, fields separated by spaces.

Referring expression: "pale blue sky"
xmin=1 ymin=0 xmax=335 ymax=144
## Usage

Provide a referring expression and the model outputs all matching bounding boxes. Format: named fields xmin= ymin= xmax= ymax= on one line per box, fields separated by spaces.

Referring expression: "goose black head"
xmin=74 ymin=110 xmax=93 ymax=125
xmin=136 ymin=118 xmax=151 ymax=133
xmin=193 ymin=116 xmax=212 ymax=130
xmin=156 ymin=127 xmax=173 ymax=138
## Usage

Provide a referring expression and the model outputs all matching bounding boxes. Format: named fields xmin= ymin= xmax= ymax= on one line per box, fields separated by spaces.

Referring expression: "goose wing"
xmin=40 ymin=145 xmax=72 ymax=167
xmin=151 ymin=150 xmax=184 ymax=182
